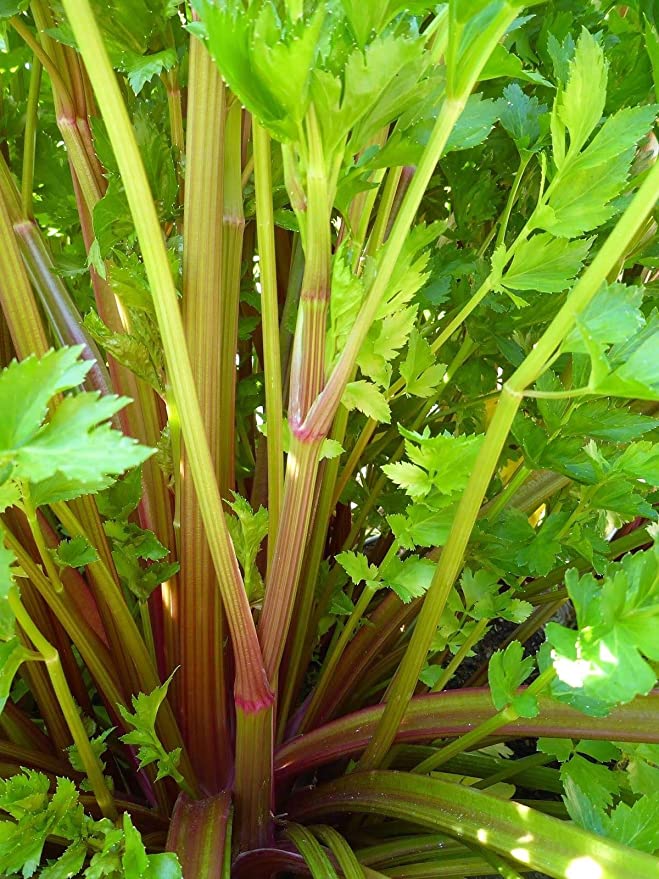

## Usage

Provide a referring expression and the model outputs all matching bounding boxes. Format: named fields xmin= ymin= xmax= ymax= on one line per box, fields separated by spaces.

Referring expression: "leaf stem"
xmin=2 ymin=523 xmax=125 ymax=709
xmin=13 ymin=217 xmax=113 ymax=396
xmin=496 ymin=153 xmax=531 ymax=249
xmin=218 ymin=98 xmax=245 ymax=497
xmin=234 ymin=704 xmax=274 ymax=850
xmin=291 ymin=769 xmax=659 ymax=879
xmin=523 ymin=386 xmax=590 ymax=399
xmin=253 ymin=120 xmax=284 ymax=563
xmin=258 ymin=107 xmax=332 ymax=686
xmin=275 ymin=689 xmax=659 ymax=781
xmin=472 ymin=750 xmax=553 ymax=790
xmin=431 ymin=617 xmax=489 ymax=693
xmin=22 ymin=485 xmax=64 ymax=593
xmin=51 ymin=502 xmax=199 ymax=795
xmin=0 ymin=161 xmax=49 ymax=358
xmin=301 ymin=541 xmax=401 ymax=733
xmin=259 ymin=437 xmax=323 ymax=681
xmin=415 ymin=666 xmax=555 ymax=773
xmin=60 ymin=0 xmax=271 ymax=712
xmin=367 ymin=166 xmax=404 ymax=257
xmin=139 ymin=601 xmax=157 ymax=669
xmin=8 ymin=591 xmax=117 ymax=818
xmin=303 ymin=94 xmax=467 ymax=440
xmin=178 ymin=34 xmax=232 ymax=792
xmin=302 ymin=589 xmax=374 ymax=729
xmin=162 ymin=23 xmax=184 ymax=166
xmin=167 ymin=791 xmax=233 ymax=878
xmin=463 ymin=842 xmax=525 ymax=879
xmin=483 ymin=463 xmax=530 ymax=522
xmin=9 ymin=16 xmax=74 ymax=116
xmin=21 ymin=56 xmax=41 ymax=220
xmin=276 ymin=407 xmax=349 ymax=739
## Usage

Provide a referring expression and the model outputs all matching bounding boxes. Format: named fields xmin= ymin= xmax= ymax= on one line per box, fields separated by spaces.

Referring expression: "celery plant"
xmin=0 ymin=1 xmax=659 ymax=877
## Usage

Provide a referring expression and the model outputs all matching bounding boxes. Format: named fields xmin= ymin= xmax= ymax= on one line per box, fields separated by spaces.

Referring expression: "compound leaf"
xmin=501 ymin=234 xmax=592 ymax=293
xmin=400 ymin=330 xmax=446 ymax=397
xmin=342 ymin=381 xmax=391 ymax=423
xmin=557 ymin=29 xmax=607 ymax=154
xmin=119 ymin=672 xmax=183 ymax=784
xmin=547 ymin=544 xmax=659 ymax=715
xmin=488 ymin=640 xmax=537 ymax=717
xmin=51 ymin=536 xmax=99 ymax=569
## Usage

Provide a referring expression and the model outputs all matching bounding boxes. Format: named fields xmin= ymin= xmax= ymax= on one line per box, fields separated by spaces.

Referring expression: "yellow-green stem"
xmin=2 ymin=526 xmax=124 ymax=708
xmin=348 ymin=126 xmax=390 ymax=260
xmin=415 ymin=667 xmax=556 ymax=773
xmin=60 ymin=0 xmax=271 ymax=712
xmin=52 ymin=501 xmax=199 ymax=795
xmin=10 ymin=16 xmax=73 ymax=115
xmin=367 ymin=165 xmax=403 ymax=257
xmin=9 ymin=591 xmax=117 ymax=818
xmin=483 ymin=463 xmax=530 ymax=522
xmin=253 ymin=121 xmax=284 ymax=566
xmin=22 ymin=486 xmax=64 ymax=593
xmin=287 ymin=105 xmax=332 ymax=430
xmin=496 ymin=154 xmax=531 ymax=249
xmin=2 ymin=546 xmax=72 ymax=751
xmin=431 ymin=617 xmax=489 ymax=693
xmin=301 ymin=540 xmax=400 ymax=734
xmin=139 ymin=602 xmax=157 ymax=669
xmin=218 ymin=99 xmax=245 ymax=498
